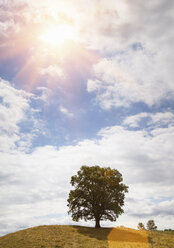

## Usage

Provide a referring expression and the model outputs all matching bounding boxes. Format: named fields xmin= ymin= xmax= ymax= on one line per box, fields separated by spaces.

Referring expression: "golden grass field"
xmin=0 ymin=225 xmax=174 ymax=248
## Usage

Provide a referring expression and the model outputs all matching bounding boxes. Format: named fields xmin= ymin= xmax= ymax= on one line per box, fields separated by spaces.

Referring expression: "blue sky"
xmin=0 ymin=0 xmax=174 ymax=235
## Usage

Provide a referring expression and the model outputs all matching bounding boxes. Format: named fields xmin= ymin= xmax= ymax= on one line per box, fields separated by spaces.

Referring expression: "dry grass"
xmin=0 ymin=225 xmax=173 ymax=248
xmin=0 ymin=225 xmax=109 ymax=248
xmin=148 ymin=230 xmax=174 ymax=248
xmin=108 ymin=227 xmax=149 ymax=248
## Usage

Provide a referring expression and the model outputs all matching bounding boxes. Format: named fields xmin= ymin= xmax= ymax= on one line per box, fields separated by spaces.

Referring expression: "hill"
xmin=0 ymin=225 xmax=174 ymax=248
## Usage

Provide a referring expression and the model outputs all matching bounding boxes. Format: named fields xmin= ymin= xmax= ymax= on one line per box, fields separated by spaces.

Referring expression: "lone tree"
xmin=67 ymin=165 xmax=128 ymax=228
xmin=137 ymin=222 xmax=145 ymax=230
xmin=146 ymin=220 xmax=157 ymax=231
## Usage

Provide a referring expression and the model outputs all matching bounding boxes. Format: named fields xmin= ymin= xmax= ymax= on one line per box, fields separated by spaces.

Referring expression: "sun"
xmin=39 ymin=24 xmax=76 ymax=46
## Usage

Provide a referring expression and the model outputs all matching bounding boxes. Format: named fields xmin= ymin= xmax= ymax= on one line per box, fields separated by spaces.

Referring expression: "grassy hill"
xmin=0 ymin=225 xmax=174 ymax=248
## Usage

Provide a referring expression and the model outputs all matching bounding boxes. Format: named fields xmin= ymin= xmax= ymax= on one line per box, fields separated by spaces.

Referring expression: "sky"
xmin=0 ymin=0 xmax=174 ymax=235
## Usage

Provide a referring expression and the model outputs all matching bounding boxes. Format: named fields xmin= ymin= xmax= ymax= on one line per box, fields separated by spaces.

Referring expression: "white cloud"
xmin=0 ymin=0 xmax=174 ymax=235
xmin=150 ymin=112 xmax=174 ymax=126
xmin=123 ymin=113 xmax=149 ymax=128
xmin=2 ymin=0 xmax=174 ymax=109
xmin=40 ymin=65 xmax=64 ymax=78
xmin=87 ymin=47 xmax=174 ymax=108
xmin=123 ymin=112 xmax=174 ymax=128
xmin=0 ymin=78 xmax=31 ymax=133
xmin=0 ymin=78 xmax=45 ymax=152
xmin=84 ymin=0 xmax=174 ymax=108
xmin=0 ymin=122 xmax=174 ymax=234
xmin=0 ymin=78 xmax=34 ymax=152
xmin=59 ymin=105 xmax=74 ymax=118
xmin=35 ymin=87 xmax=49 ymax=102
xmin=78 ymin=0 xmax=174 ymax=53
xmin=87 ymin=58 xmax=136 ymax=108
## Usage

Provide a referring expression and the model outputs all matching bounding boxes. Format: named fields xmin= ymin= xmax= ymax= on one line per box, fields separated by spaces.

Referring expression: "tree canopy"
xmin=146 ymin=220 xmax=157 ymax=231
xmin=137 ymin=222 xmax=145 ymax=230
xmin=67 ymin=165 xmax=128 ymax=228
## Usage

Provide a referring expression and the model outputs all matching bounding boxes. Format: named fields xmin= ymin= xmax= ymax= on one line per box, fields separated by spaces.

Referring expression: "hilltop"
xmin=0 ymin=225 xmax=174 ymax=248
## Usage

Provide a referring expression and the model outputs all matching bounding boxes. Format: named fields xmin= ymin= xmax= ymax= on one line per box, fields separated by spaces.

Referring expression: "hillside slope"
xmin=0 ymin=225 xmax=174 ymax=248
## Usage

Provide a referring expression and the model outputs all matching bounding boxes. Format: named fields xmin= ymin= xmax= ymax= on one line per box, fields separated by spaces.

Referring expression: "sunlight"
xmin=39 ymin=24 xmax=76 ymax=46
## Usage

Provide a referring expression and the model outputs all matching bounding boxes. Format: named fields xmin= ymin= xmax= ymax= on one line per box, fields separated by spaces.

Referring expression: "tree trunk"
xmin=95 ymin=217 xmax=101 ymax=228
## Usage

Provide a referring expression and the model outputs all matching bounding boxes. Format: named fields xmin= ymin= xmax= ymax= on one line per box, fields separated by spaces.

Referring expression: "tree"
xmin=137 ymin=222 xmax=145 ymax=230
xmin=67 ymin=165 xmax=128 ymax=228
xmin=146 ymin=220 xmax=157 ymax=231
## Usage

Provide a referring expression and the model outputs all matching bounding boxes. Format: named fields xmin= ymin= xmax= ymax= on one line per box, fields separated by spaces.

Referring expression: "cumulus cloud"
xmin=0 ymin=78 xmax=45 ymax=152
xmin=123 ymin=112 xmax=174 ymax=128
xmin=0 ymin=0 xmax=174 ymax=235
xmin=79 ymin=0 xmax=174 ymax=52
xmin=87 ymin=48 xmax=174 ymax=108
xmin=0 ymin=78 xmax=31 ymax=132
xmin=3 ymin=0 xmax=174 ymax=109
xmin=0 ymin=78 xmax=32 ymax=151
xmin=125 ymin=196 xmax=174 ymax=225
xmin=1 ymin=122 xmax=174 ymax=234
xmin=84 ymin=0 xmax=174 ymax=108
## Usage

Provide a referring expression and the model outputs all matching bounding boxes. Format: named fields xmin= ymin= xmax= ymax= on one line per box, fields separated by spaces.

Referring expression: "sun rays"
xmin=2 ymin=7 xmax=99 ymax=95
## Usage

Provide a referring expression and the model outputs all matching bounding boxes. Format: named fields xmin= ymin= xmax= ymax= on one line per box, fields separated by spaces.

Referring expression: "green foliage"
xmin=137 ymin=222 xmax=145 ymax=230
xmin=67 ymin=165 xmax=128 ymax=228
xmin=146 ymin=220 xmax=157 ymax=231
